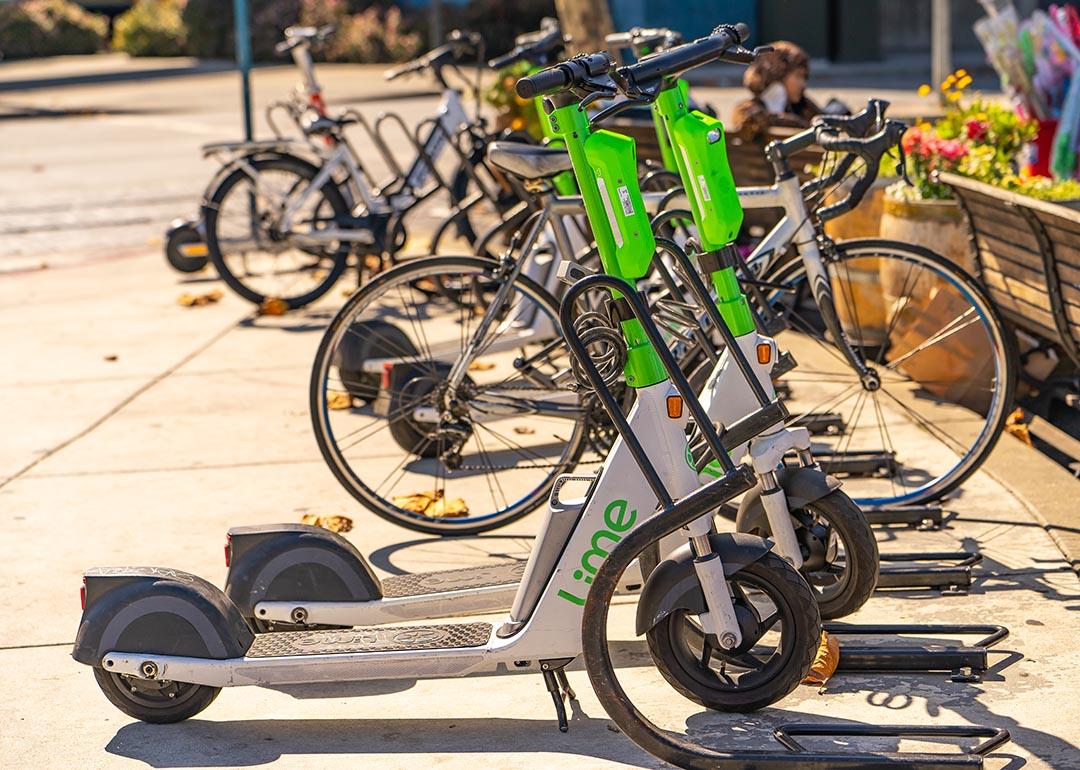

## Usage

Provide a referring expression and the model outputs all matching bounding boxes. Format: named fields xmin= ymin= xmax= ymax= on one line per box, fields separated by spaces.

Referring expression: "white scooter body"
xmin=97 ymin=383 xmax=748 ymax=688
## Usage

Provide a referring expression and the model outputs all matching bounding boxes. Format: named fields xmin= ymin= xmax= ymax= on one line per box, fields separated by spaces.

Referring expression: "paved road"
xmin=1 ymin=57 xmax=1078 ymax=770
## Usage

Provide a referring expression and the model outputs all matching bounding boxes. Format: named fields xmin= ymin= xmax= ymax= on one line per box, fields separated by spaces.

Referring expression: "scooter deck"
xmin=382 ymin=562 xmax=527 ymax=599
xmin=248 ymin=622 xmax=493 ymax=657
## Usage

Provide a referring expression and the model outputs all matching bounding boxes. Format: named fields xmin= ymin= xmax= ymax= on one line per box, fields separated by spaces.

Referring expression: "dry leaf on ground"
xmin=513 ymin=426 xmax=536 ymax=435
xmin=258 ymin=297 xmax=289 ymax=316
xmin=1004 ymin=407 xmax=1032 ymax=446
xmin=177 ymin=289 xmax=223 ymax=307
xmin=802 ymin=630 xmax=840 ymax=686
xmin=300 ymin=513 xmax=353 ymax=533
xmin=326 ymin=391 xmax=353 ymax=410
xmin=391 ymin=489 xmax=469 ymax=518
xmin=468 ymin=360 xmax=496 ymax=371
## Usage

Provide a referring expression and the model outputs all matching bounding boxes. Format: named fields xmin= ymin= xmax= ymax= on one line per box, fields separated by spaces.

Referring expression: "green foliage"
xmin=484 ymin=61 xmax=542 ymax=138
xmin=112 ymin=0 xmax=186 ymax=57
xmin=0 ymin=0 xmax=108 ymax=58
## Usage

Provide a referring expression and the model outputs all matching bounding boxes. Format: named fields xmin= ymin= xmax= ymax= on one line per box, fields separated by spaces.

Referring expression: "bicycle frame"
xmin=277 ymin=89 xmax=473 ymax=243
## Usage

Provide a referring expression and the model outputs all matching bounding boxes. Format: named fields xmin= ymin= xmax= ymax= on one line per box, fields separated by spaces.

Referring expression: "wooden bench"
xmin=939 ymin=171 xmax=1080 ymax=367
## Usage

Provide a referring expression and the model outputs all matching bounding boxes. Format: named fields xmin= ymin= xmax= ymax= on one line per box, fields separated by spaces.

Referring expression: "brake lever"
xmin=578 ymin=85 xmax=618 ymax=112
xmin=896 ymin=139 xmax=913 ymax=187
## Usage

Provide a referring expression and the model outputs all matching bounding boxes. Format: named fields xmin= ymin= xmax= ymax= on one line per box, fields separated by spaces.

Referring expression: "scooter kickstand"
xmin=540 ymin=658 xmax=576 ymax=732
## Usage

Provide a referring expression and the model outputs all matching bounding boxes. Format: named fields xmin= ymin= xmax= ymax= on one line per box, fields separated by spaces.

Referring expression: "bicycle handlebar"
xmin=515 ymin=51 xmax=613 ymax=99
xmin=275 ymin=25 xmax=335 ymax=54
xmin=488 ymin=18 xmax=564 ymax=69
xmin=385 ymin=31 xmax=482 ymax=81
xmin=516 ymin=22 xmax=750 ymax=100
xmin=605 ymin=26 xmax=683 ymax=53
xmin=813 ymin=98 xmax=890 ymax=137
xmin=812 ymin=119 xmax=907 ymax=221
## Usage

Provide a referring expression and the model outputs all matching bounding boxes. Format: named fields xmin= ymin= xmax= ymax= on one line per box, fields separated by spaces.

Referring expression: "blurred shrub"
xmin=182 ymin=0 xmax=303 ymax=61
xmin=112 ymin=0 xmax=187 ymax=57
xmin=332 ymin=7 xmax=422 ymax=62
xmin=0 ymin=0 xmax=108 ymax=58
xmin=179 ymin=0 xmax=418 ymax=63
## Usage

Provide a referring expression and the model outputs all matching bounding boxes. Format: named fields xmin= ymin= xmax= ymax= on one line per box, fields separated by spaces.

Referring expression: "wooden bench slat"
xmin=973 ymin=232 xmax=1047 ymax=272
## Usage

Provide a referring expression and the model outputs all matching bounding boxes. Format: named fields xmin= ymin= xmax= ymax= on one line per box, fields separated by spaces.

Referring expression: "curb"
xmin=980 ymin=430 xmax=1080 ymax=574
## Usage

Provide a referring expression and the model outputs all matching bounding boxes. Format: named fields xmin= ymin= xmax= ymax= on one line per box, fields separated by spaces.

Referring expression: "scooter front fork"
xmin=745 ymin=426 xmax=815 ymax=570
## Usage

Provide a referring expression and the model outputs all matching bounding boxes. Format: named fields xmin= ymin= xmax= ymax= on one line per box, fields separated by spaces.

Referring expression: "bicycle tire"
xmin=310 ymin=254 xmax=589 ymax=535
xmin=765 ymin=238 xmax=1017 ymax=506
xmin=204 ymin=153 xmax=350 ymax=310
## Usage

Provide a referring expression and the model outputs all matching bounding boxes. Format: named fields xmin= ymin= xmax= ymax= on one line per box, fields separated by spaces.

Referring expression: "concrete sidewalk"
xmin=2 ymin=248 xmax=1079 ymax=770
xmin=0 ymin=58 xmax=1078 ymax=770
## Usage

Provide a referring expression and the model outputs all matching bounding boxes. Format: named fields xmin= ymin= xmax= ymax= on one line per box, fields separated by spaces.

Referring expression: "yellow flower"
xmin=918 ymin=121 xmax=933 ymax=133
xmin=918 ymin=84 xmax=932 ymax=97
xmin=957 ymin=75 xmax=973 ymax=89
xmin=942 ymin=75 xmax=956 ymax=89
xmin=947 ymin=90 xmax=963 ymax=102
xmin=955 ymin=68 xmax=968 ymax=78
xmin=510 ymin=117 xmax=525 ymax=130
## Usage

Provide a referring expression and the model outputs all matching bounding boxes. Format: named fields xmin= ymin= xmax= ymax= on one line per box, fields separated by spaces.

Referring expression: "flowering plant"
xmin=891 ymin=71 xmax=1038 ymax=201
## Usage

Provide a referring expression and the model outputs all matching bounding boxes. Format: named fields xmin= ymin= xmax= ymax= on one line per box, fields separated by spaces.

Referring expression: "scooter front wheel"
xmin=92 ymin=667 xmax=220 ymax=723
xmin=646 ymin=551 xmax=819 ymax=713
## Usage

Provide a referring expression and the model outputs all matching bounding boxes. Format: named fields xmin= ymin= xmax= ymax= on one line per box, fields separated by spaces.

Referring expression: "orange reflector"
xmin=756 ymin=342 xmax=772 ymax=365
xmin=666 ymin=395 xmax=683 ymax=419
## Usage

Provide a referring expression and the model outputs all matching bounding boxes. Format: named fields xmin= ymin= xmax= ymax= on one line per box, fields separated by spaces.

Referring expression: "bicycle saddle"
xmin=486 ymin=142 xmax=572 ymax=180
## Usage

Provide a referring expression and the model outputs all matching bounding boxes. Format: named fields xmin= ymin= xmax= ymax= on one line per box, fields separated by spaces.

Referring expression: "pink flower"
xmin=937 ymin=139 xmax=968 ymax=162
xmin=965 ymin=119 xmax=989 ymax=142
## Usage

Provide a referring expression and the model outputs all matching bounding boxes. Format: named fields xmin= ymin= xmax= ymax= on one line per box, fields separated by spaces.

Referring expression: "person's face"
xmin=783 ymin=69 xmax=807 ymax=103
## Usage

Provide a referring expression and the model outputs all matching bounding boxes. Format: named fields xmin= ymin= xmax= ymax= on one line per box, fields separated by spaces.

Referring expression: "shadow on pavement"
xmin=105 ymin=713 xmax=660 ymax=768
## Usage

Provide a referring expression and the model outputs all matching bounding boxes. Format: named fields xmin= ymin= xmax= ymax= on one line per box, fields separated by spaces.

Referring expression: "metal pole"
xmin=429 ymin=0 xmax=443 ymax=50
xmin=233 ymin=0 xmax=253 ymax=141
xmin=932 ymin=0 xmax=952 ymax=106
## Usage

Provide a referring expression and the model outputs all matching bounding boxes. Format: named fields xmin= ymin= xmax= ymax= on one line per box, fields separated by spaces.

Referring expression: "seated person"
xmin=732 ymin=41 xmax=821 ymax=141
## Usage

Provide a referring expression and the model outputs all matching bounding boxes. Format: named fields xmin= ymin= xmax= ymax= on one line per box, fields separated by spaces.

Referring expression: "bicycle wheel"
xmin=311 ymin=254 xmax=591 ymax=535
xmin=765 ymin=238 xmax=1016 ymax=507
xmin=204 ymin=154 xmax=350 ymax=310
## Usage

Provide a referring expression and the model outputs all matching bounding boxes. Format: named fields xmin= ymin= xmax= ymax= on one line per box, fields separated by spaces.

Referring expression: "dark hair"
xmin=743 ymin=41 xmax=810 ymax=95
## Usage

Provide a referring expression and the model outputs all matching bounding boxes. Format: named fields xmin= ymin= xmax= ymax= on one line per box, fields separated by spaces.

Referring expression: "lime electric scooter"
xmin=73 ymin=23 xmax=821 ymax=728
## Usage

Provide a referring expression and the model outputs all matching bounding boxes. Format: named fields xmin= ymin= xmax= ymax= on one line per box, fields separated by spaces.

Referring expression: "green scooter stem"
xmin=652 ymin=78 xmax=756 ymax=338
xmin=544 ymin=96 xmax=666 ymax=388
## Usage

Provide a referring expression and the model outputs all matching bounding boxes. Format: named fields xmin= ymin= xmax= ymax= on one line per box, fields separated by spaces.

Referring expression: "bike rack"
xmin=558 ymin=268 xmax=1011 ymax=767
xmin=865 ymin=504 xmax=944 ymax=529
xmin=828 ymin=623 xmax=1009 ymax=682
xmin=876 ymin=551 xmax=981 ymax=594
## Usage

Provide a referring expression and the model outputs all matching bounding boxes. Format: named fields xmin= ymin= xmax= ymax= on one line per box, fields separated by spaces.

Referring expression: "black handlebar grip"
xmin=516 ymin=65 xmax=569 ymax=98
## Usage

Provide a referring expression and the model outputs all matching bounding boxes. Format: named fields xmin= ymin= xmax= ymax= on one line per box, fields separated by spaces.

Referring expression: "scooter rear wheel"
xmin=93 ymin=667 xmax=220 ymax=723
xmin=646 ymin=551 xmax=819 ymax=713
xmin=745 ymin=490 xmax=879 ymax=619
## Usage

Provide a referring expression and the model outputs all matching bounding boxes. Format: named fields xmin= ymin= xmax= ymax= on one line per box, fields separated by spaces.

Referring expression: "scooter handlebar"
xmin=515 ymin=52 xmax=612 ymax=99
xmin=614 ymin=22 xmax=748 ymax=90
